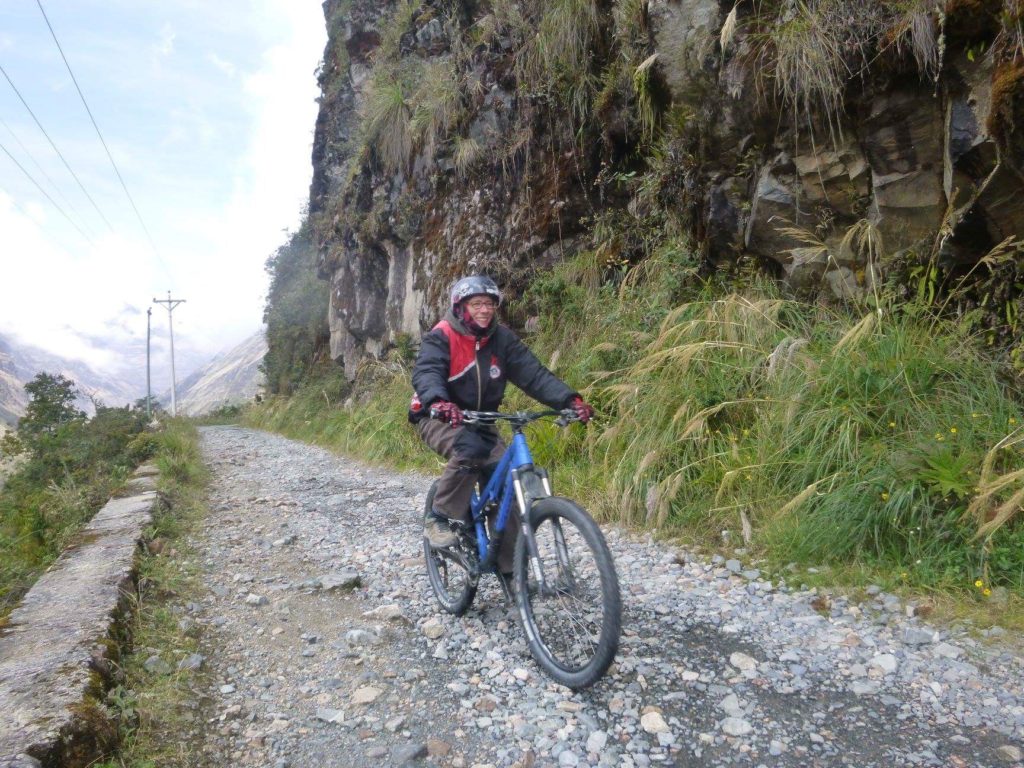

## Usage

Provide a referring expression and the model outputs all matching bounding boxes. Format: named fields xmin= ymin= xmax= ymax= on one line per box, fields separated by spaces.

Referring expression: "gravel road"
xmin=182 ymin=425 xmax=1023 ymax=768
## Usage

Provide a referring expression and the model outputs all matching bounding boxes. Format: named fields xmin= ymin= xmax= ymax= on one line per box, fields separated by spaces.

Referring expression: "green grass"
xmin=365 ymin=69 xmax=414 ymax=172
xmin=94 ymin=419 xmax=210 ymax=768
xmin=411 ymin=60 xmax=463 ymax=160
xmin=245 ymin=363 xmax=438 ymax=473
xmin=358 ymin=1 xmax=467 ymax=173
xmin=742 ymin=0 xmax=948 ymax=135
xmin=516 ymin=0 xmax=602 ymax=129
xmin=0 ymin=408 xmax=154 ymax=618
xmin=250 ymin=244 xmax=1024 ymax=612
xmin=526 ymin=251 xmax=1024 ymax=596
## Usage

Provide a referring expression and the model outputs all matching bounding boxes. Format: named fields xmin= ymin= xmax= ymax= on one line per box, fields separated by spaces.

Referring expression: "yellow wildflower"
xmin=974 ymin=579 xmax=984 ymax=588
xmin=950 ymin=427 xmax=957 ymax=434
xmin=881 ymin=492 xmax=890 ymax=501
xmin=983 ymin=588 xmax=992 ymax=597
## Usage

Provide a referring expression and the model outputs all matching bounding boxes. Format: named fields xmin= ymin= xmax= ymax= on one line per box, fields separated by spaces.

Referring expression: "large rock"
xmin=328 ymin=245 xmax=390 ymax=370
xmin=862 ymin=88 xmax=946 ymax=252
xmin=744 ymin=153 xmax=802 ymax=260
xmin=648 ymin=0 xmax=721 ymax=99
xmin=792 ymin=142 xmax=870 ymax=214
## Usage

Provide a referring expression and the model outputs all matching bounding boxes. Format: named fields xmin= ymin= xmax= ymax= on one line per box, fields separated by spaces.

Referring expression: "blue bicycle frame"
xmin=465 ymin=421 xmax=553 ymax=574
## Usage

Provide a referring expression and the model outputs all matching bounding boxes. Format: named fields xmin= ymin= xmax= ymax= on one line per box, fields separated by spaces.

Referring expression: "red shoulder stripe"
xmin=434 ymin=320 xmax=477 ymax=382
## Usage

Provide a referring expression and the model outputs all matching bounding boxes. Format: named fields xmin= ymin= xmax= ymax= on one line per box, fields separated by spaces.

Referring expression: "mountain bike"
xmin=422 ymin=409 xmax=621 ymax=690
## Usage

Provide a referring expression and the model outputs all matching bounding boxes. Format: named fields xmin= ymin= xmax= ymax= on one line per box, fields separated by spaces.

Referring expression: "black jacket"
xmin=410 ymin=310 xmax=577 ymax=421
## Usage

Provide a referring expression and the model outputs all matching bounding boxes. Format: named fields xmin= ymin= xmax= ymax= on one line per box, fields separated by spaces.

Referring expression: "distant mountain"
xmin=0 ymin=333 xmax=143 ymax=425
xmin=164 ymin=331 xmax=266 ymax=416
xmin=0 ymin=366 xmax=26 ymax=425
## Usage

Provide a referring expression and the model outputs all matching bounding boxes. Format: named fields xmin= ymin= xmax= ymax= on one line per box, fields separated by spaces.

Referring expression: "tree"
xmin=133 ymin=395 xmax=163 ymax=417
xmin=262 ymin=220 xmax=330 ymax=394
xmin=16 ymin=373 xmax=86 ymax=449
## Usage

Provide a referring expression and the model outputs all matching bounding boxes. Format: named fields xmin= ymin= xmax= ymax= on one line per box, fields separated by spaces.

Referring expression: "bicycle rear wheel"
xmin=514 ymin=497 xmax=621 ymax=690
xmin=423 ymin=480 xmax=477 ymax=615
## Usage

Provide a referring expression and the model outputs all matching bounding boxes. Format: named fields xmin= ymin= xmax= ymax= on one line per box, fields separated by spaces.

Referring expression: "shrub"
xmin=262 ymin=222 xmax=330 ymax=395
xmin=365 ymin=70 xmax=415 ymax=172
xmin=0 ymin=384 xmax=153 ymax=617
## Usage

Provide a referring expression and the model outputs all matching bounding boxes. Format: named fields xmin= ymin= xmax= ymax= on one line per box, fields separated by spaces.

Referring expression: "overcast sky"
xmin=0 ymin=0 xmax=325 ymax=388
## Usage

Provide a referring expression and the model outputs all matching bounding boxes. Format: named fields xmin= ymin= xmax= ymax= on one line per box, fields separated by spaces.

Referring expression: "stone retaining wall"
xmin=0 ymin=464 xmax=160 ymax=768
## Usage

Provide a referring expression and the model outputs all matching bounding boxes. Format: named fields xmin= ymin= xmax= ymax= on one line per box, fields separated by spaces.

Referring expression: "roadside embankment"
xmin=0 ymin=465 xmax=159 ymax=768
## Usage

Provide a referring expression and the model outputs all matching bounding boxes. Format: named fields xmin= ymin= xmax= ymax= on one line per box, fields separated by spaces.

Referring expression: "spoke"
xmin=529 ymin=519 xmax=604 ymax=669
xmin=554 ymin=600 xmax=597 ymax=664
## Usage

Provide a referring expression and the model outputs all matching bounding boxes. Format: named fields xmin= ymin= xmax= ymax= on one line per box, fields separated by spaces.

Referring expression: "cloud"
xmin=1 ymin=1 xmax=326 ymax=382
xmin=178 ymin=2 xmax=324 ymax=351
xmin=153 ymin=23 xmax=175 ymax=58
xmin=207 ymin=53 xmax=237 ymax=78
xmin=0 ymin=194 xmax=164 ymax=373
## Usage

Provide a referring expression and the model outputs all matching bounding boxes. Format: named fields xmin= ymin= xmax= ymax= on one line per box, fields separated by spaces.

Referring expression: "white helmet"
xmin=450 ymin=275 xmax=501 ymax=312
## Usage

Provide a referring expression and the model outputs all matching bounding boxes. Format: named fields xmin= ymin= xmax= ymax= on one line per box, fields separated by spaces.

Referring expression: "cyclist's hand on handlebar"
xmin=569 ymin=395 xmax=595 ymax=424
xmin=430 ymin=401 xmax=464 ymax=428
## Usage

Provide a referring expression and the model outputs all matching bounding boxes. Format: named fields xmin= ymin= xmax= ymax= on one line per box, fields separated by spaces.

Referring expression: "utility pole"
xmin=153 ymin=291 xmax=186 ymax=417
xmin=146 ymin=307 xmax=152 ymax=419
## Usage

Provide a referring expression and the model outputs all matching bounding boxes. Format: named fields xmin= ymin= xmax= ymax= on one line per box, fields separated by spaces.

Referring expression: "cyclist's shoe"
xmin=424 ymin=513 xmax=458 ymax=548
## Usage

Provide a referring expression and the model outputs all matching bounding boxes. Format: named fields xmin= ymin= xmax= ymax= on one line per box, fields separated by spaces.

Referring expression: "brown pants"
xmin=417 ymin=418 xmax=519 ymax=573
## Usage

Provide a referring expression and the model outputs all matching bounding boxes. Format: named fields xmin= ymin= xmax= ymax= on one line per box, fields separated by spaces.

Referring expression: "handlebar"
xmin=429 ymin=407 xmax=582 ymax=429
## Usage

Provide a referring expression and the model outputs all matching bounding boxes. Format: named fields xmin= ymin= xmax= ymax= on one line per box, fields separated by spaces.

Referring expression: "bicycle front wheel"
xmin=423 ymin=480 xmax=477 ymax=615
xmin=514 ymin=497 xmax=621 ymax=690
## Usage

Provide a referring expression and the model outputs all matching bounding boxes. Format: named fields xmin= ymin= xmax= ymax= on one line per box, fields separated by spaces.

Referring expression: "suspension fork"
xmin=512 ymin=467 xmax=548 ymax=588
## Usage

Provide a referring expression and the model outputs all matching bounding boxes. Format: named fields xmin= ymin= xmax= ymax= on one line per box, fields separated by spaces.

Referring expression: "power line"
xmin=0 ymin=184 xmax=38 ymax=222
xmin=0 ymin=115 xmax=95 ymax=239
xmin=0 ymin=60 xmax=113 ymax=232
xmin=36 ymin=0 xmax=163 ymax=260
xmin=0 ymin=137 xmax=94 ymax=244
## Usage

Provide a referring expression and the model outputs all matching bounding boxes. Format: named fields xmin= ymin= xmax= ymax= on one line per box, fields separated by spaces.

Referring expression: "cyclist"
xmin=409 ymin=275 xmax=594 ymax=577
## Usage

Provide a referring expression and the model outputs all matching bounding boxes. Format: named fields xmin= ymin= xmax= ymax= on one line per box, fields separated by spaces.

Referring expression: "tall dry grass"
xmin=248 ymin=242 xmax=1024 ymax=592
xmin=518 ymin=246 xmax=1024 ymax=591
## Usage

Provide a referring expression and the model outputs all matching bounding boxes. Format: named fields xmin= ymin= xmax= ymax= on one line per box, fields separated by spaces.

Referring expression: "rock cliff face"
xmin=309 ymin=0 xmax=1024 ymax=377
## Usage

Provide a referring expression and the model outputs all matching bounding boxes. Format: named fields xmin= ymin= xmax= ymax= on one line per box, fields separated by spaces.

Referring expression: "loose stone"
xmin=640 ymin=711 xmax=670 ymax=735
xmin=182 ymin=426 xmax=1024 ymax=768
xmin=352 ymin=686 xmax=382 ymax=705
xmin=729 ymin=652 xmax=757 ymax=671
xmin=721 ymin=718 xmax=753 ymax=737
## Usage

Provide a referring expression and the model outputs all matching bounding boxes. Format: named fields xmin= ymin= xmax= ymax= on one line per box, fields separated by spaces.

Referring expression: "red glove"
xmin=569 ymin=396 xmax=594 ymax=424
xmin=430 ymin=401 xmax=464 ymax=428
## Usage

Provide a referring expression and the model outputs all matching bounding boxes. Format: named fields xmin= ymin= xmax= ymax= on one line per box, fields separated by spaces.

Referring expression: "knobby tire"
xmin=423 ymin=480 xmax=477 ymax=615
xmin=514 ymin=496 xmax=621 ymax=690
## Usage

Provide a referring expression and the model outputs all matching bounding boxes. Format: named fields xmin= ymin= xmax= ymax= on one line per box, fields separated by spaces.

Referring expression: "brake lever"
xmin=555 ymin=409 xmax=577 ymax=428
